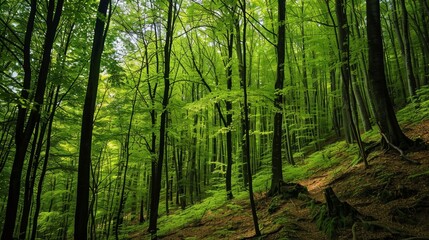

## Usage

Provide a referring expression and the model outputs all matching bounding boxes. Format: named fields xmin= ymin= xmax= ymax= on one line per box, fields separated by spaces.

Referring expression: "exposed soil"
xmin=132 ymin=120 xmax=429 ymax=240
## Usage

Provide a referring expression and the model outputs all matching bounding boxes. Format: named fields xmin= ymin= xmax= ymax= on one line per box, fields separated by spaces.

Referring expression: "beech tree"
xmin=269 ymin=0 xmax=286 ymax=196
xmin=148 ymin=0 xmax=178 ymax=237
xmin=366 ymin=0 xmax=414 ymax=148
xmin=1 ymin=0 xmax=64 ymax=238
xmin=74 ymin=0 xmax=111 ymax=238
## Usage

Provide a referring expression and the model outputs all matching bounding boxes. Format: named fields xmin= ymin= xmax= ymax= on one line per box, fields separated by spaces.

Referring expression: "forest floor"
xmin=131 ymin=119 xmax=429 ymax=240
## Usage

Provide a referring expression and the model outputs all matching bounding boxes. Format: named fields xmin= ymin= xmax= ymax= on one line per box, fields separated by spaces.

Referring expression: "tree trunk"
xmin=148 ymin=0 xmax=175 ymax=237
xmin=366 ymin=0 xmax=414 ymax=149
xmin=399 ymin=0 xmax=417 ymax=97
xmin=30 ymin=86 xmax=60 ymax=240
xmin=2 ymin=0 xmax=63 ymax=238
xmin=237 ymin=0 xmax=261 ymax=236
xmin=20 ymin=85 xmax=56 ymax=240
xmin=417 ymin=0 xmax=429 ymax=85
xmin=74 ymin=0 xmax=110 ymax=239
xmin=336 ymin=0 xmax=368 ymax=167
xmin=351 ymin=75 xmax=372 ymax=132
xmin=114 ymin=71 xmax=139 ymax=238
xmin=226 ymin=29 xmax=234 ymax=200
xmin=269 ymin=0 xmax=286 ymax=196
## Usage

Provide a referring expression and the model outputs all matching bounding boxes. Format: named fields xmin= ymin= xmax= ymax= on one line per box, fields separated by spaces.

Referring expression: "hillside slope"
xmin=130 ymin=119 xmax=429 ymax=240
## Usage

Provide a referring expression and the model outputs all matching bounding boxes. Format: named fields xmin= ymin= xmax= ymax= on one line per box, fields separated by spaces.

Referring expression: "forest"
xmin=1 ymin=0 xmax=429 ymax=239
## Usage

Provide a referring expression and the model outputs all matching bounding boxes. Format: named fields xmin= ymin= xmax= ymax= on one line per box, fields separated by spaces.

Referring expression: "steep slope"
xmin=129 ymin=102 xmax=429 ymax=240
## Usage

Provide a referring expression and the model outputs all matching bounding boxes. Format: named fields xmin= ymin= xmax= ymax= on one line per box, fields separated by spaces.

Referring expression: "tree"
xmin=336 ymin=0 xmax=368 ymax=167
xmin=148 ymin=0 xmax=177 ymax=237
xmin=1 ymin=0 xmax=64 ymax=238
xmin=366 ymin=0 xmax=414 ymax=149
xmin=269 ymin=0 xmax=286 ymax=196
xmin=236 ymin=0 xmax=261 ymax=236
xmin=74 ymin=0 xmax=111 ymax=238
xmin=394 ymin=0 xmax=417 ymax=98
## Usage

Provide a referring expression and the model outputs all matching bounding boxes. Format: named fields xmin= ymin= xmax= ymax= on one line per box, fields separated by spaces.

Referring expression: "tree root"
xmin=380 ymin=132 xmax=421 ymax=165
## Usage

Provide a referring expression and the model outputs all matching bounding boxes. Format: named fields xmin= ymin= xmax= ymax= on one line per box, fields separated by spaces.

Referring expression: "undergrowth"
xmin=129 ymin=87 xmax=429 ymax=238
xmin=146 ymin=140 xmax=359 ymax=238
xmin=397 ymin=86 xmax=429 ymax=124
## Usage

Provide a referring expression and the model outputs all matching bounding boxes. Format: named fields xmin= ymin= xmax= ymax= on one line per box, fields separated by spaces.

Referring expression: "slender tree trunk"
xmin=148 ymin=0 xmax=175 ymax=237
xmin=30 ymin=85 xmax=61 ymax=240
xmin=19 ymin=86 xmax=56 ymax=239
xmin=237 ymin=0 xmax=260 ymax=236
xmin=351 ymin=75 xmax=372 ymax=132
xmin=2 ymin=0 xmax=64 ymax=238
xmin=19 ymin=120 xmax=40 ymax=239
xmin=165 ymin=128 xmax=170 ymax=214
xmin=74 ymin=0 xmax=110 ymax=239
xmin=418 ymin=0 xmax=429 ymax=85
xmin=300 ymin=1 xmax=310 ymax=114
xmin=269 ymin=0 xmax=286 ymax=196
xmin=399 ymin=0 xmax=417 ymax=97
xmin=336 ymin=0 xmax=368 ymax=167
xmin=114 ymin=76 xmax=139 ymax=238
xmin=225 ymin=30 xmax=234 ymax=199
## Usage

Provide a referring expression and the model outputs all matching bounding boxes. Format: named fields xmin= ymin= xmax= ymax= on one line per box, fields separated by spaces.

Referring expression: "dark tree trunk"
xmin=330 ymin=66 xmax=342 ymax=137
xmin=336 ymin=0 xmax=368 ymax=167
xmin=74 ymin=0 xmax=110 ymax=239
xmin=419 ymin=0 xmax=429 ymax=85
xmin=30 ymin=85 xmax=61 ymax=240
xmin=19 ymin=86 xmax=56 ymax=239
xmin=269 ymin=0 xmax=286 ymax=196
xmin=366 ymin=0 xmax=414 ymax=149
xmin=237 ymin=0 xmax=261 ymax=236
xmin=351 ymin=74 xmax=372 ymax=132
xmin=148 ymin=0 xmax=175 ymax=237
xmin=399 ymin=0 xmax=417 ymax=97
xmin=2 ymin=0 xmax=63 ymax=238
xmin=226 ymin=30 xmax=234 ymax=200
xmin=114 ymin=72 xmax=139 ymax=238
xmin=139 ymin=198 xmax=145 ymax=223
xmin=300 ymin=1 xmax=310 ymax=114
xmin=165 ymin=129 xmax=170 ymax=214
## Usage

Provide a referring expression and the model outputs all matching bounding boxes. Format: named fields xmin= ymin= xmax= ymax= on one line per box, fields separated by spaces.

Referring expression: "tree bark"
xmin=2 ymin=0 xmax=63 ymax=238
xmin=399 ymin=0 xmax=417 ymax=97
xmin=148 ymin=0 xmax=175 ymax=237
xmin=74 ymin=0 xmax=110 ymax=239
xmin=30 ymin=86 xmax=60 ymax=240
xmin=366 ymin=0 xmax=414 ymax=149
xmin=336 ymin=0 xmax=368 ymax=167
xmin=237 ymin=0 xmax=261 ymax=236
xmin=114 ymin=72 xmax=140 ymax=238
xmin=226 ymin=29 xmax=234 ymax=199
xmin=19 ymin=86 xmax=56 ymax=240
xmin=269 ymin=0 xmax=286 ymax=196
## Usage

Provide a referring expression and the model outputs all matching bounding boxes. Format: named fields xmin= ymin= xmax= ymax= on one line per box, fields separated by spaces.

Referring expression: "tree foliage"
xmin=0 ymin=0 xmax=427 ymax=238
